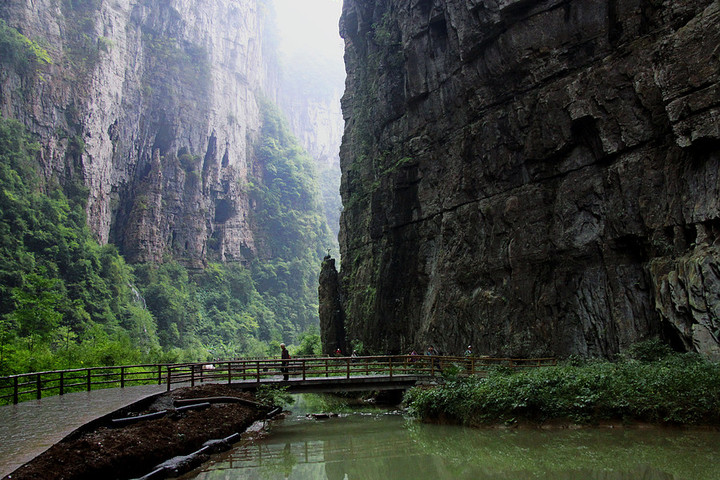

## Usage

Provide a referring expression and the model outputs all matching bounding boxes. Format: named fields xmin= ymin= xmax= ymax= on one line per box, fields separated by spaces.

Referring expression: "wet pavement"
xmin=0 ymin=384 xmax=168 ymax=478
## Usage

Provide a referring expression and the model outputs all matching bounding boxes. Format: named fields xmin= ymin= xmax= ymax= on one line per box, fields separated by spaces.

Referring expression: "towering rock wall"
xmin=336 ymin=0 xmax=720 ymax=358
xmin=278 ymin=52 xmax=345 ymax=242
xmin=281 ymin=88 xmax=344 ymax=242
xmin=281 ymin=84 xmax=343 ymax=172
xmin=0 ymin=0 xmax=278 ymax=266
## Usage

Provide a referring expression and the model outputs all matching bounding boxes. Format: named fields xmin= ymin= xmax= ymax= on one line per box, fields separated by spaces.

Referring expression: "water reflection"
xmin=182 ymin=395 xmax=719 ymax=480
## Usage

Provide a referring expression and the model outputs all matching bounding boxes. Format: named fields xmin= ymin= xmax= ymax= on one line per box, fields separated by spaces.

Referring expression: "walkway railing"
xmin=0 ymin=356 xmax=556 ymax=405
xmin=0 ymin=365 xmax=165 ymax=405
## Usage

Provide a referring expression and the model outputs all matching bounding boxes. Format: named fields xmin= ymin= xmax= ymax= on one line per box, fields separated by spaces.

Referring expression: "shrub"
xmin=0 ymin=20 xmax=52 ymax=74
xmin=405 ymin=354 xmax=720 ymax=426
xmin=255 ymin=384 xmax=293 ymax=407
xmin=625 ymin=338 xmax=674 ymax=362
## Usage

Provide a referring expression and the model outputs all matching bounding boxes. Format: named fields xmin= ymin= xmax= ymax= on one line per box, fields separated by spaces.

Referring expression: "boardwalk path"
xmin=0 ymin=384 xmax=167 ymax=478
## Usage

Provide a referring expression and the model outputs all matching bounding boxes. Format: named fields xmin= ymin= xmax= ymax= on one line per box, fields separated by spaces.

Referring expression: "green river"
xmin=181 ymin=394 xmax=720 ymax=480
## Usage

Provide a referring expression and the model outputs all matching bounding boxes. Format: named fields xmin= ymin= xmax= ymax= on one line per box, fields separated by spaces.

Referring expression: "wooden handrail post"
xmin=166 ymin=366 xmax=172 ymax=392
xmin=59 ymin=371 xmax=64 ymax=396
xmin=325 ymin=358 xmax=329 ymax=377
xmin=190 ymin=365 xmax=195 ymax=387
xmin=121 ymin=366 xmax=126 ymax=388
xmin=256 ymin=361 xmax=260 ymax=383
xmin=87 ymin=369 xmax=91 ymax=392
xmin=471 ymin=357 xmax=475 ymax=375
xmin=389 ymin=357 xmax=393 ymax=378
xmin=346 ymin=358 xmax=350 ymax=379
xmin=36 ymin=373 xmax=41 ymax=400
xmin=302 ymin=359 xmax=306 ymax=381
xmin=13 ymin=376 xmax=18 ymax=404
xmin=157 ymin=365 xmax=162 ymax=385
xmin=228 ymin=362 xmax=233 ymax=384
xmin=431 ymin=357 xmax=435 ymax=376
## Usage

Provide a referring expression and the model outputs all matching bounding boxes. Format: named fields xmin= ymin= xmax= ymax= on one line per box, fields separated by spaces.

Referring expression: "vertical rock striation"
xmin=336 ymin=0 xmax=720 ymax=358
xmin=0 ymin=0 xmax=278 ymax=266
xmin=278 ymin=51 xmax=346 ymax=243
xmin=319 ymin=255 xmax=347 ymax=355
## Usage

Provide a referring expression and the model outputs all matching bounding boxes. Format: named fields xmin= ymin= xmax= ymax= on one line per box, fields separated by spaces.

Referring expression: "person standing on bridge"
xmin=280 ymin=343 xmax=291 ymax=381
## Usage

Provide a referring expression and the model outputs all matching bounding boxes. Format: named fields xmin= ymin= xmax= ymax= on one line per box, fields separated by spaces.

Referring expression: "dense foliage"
xmin=0 ymin=109 xmax=330 ymax=376
xmin=405 ymin=344 xmax=720 ymax=426
xmin=0 ymin=19 xmax=51 ymax=75
xmin=249 ymin=100 xmax=334 ymax=337
xmin=0 ymin=117 xmax=159 ymax=374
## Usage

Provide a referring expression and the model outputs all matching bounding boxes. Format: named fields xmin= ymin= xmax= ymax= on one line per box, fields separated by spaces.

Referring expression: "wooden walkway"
xmin=0 ymin=384 xmax=167 ymax=478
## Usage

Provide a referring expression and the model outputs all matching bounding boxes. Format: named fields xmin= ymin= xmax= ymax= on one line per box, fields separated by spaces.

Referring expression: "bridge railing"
xmin=163 ymin=355 xmax=558 ymax=390
xmin=0 ymin=364 xmax=166 ymax=405
xmin=0 ymin=356 xmax=557 ymax=404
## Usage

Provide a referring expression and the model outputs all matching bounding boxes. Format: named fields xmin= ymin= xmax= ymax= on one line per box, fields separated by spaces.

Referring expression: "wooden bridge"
xmin=0 ymin=355 xmax=557 ymax=405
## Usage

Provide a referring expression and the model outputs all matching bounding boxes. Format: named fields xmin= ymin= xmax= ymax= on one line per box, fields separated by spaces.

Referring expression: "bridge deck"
xmin=224 ymin=373 xmax=431 ymax=392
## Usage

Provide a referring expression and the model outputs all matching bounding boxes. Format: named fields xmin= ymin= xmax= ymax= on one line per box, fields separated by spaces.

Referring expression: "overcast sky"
xmin=273 ymin=0 xmax=344 ymax=60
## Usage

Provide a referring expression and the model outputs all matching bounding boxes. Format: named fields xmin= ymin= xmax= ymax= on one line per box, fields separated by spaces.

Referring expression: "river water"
xmin=181 ymin=394 xmax=720 ymax=480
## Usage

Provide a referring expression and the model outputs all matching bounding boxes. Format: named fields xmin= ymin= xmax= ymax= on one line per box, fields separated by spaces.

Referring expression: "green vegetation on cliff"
xmin=0 ymin=117 xmax=159 ymax=374
xmin=250 ymin=100 xmax=334 ymax=338
xmin=405 ymin=342 xmax=720 ymax=426
xmin=0 ymin=19 xmax=51 ymax=75
xmin=0 ymin=107 xmax=330 ymax=376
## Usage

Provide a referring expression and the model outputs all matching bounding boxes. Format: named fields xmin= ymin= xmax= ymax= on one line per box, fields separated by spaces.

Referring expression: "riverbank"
xmin=404 ymin=349 xmax=720 ymax=428
xmin=3 ymin=384 xmax=272 ymax=480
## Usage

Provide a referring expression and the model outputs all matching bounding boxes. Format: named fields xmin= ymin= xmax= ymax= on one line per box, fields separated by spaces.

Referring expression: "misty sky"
xmin=273 ymin=0 xmax=344 ymax=59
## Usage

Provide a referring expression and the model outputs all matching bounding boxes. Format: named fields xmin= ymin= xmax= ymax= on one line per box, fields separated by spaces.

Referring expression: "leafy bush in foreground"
xmin=405 ymin=353 xmax=720 ymax=426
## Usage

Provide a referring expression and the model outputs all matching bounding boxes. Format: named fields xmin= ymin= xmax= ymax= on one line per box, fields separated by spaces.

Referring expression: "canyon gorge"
xmin=2 ymin=0 xmax=720 ymax=361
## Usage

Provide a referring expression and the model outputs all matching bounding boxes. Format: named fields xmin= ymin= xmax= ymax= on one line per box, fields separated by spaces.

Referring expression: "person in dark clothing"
xmin=280 ymin=343 xmax=291 ymax=380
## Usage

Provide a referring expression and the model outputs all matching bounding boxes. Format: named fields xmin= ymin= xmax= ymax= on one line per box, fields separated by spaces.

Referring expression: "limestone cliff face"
xmin=281 ymin=87 xmax=343 ymax=172
xmin=0 ymin=0 xmax=278 ymax=266
xmin=278 ymin=52 xmax=345 ymax=242
xmin=337 ymin=0 xmax=720 ymax=358
xmin=318 ymin=256 xmax=347 ymax=355
xmin=281 ymin=88 xmax=344 ymax=242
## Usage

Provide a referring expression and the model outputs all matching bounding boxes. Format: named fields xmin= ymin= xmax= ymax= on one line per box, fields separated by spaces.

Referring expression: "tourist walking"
xmin=280 ymin=343 xmax=290 ymax=380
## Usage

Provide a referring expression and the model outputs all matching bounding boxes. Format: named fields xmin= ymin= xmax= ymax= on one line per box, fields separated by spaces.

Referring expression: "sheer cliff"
xmin=279 ymin=50 xmax=345 ymax=242
xmin=0 ymin=0 xmax=279 ymax=267
xmin=336 ymin=0 xmax=720 ymax=358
